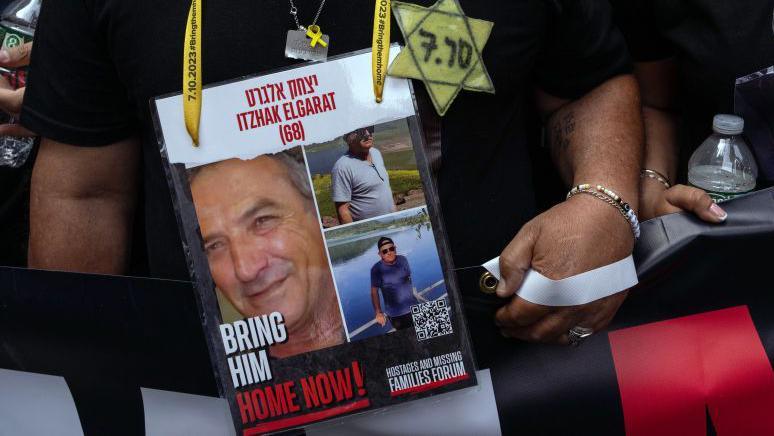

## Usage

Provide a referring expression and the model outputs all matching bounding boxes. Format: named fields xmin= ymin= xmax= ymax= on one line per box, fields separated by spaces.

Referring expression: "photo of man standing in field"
xmin=331 ymin=126 xmax=396 ymax=224
xmin=305 ymin=118 xmax=427 ymax=228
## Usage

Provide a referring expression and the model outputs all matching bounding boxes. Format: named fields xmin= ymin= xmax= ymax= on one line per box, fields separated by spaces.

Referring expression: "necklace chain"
xmin=288 ymin=0 xmax=327 ymax=31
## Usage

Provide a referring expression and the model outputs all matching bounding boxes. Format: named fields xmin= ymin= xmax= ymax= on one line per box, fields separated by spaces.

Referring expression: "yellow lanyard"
xmin=183 ymin=0 xmax=390 ymax=144
xmin=183 ymin=0 xmax=202 ymax=146
xmin=372 ymin=0 xmax=391 ymax=103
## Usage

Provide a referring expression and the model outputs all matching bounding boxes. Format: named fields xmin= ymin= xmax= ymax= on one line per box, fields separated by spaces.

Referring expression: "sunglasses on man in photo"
xmin=380 ymin=246 xmax=396 ymax=255
xmin=353 ymin=126 xmax=374 ymax=141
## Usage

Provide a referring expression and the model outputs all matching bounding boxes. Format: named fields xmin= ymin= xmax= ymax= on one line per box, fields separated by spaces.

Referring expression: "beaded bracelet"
xmin=567 ymin=184 xmax=641 ymax=239
xmin=641 ymin=169 xmax=671 ymax=189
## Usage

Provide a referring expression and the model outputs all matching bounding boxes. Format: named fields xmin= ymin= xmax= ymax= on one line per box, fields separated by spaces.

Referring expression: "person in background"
xmin=0 ymin=42 xmax=30 ymax=128
xmin=0 ymin=41 xmax=33 ymax=268
xmin=610 ymin=0 xmax=774 ymax=221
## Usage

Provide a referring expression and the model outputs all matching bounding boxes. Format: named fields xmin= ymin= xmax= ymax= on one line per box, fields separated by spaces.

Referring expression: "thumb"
xmin=495 ymin=221 xmax=538 ymax=298
xmin=0 ymin=42 xmax=32 ymax=68
xmin=0 ymin=87 xmax=24 ymax=116
xmin=0 ymin=122 xmax=34 ymax=137
xmin=664 ymin=184 xmax=727 ymax=223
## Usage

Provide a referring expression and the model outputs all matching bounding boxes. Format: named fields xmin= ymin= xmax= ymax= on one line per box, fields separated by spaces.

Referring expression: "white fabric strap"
xmin=482 ymin=255 xmax=638 ymax=306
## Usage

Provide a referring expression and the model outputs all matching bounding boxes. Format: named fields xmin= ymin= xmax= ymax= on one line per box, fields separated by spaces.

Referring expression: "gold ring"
xmin=479 ymin=272 xmax=498 ymax=294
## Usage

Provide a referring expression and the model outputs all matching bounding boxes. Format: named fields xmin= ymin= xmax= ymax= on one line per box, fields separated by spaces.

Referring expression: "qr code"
xmin=411 ymin=299 xmax=453 ymax=341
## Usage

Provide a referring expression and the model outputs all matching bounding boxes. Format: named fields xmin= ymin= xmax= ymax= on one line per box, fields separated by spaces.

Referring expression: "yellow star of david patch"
xmin=388 ymin=0 xmax=495 ymax=116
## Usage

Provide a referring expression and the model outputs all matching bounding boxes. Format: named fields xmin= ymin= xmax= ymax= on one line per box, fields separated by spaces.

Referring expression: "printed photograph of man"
xmin=371 ymin=237 xmax=418 ymax=331
xmin=324 ymin=207 xmax=447 ymax=342
xmin=305 ymin=118 xmax=427 ymax=228
xmin=188 ymin=149 xmax=344 ymax=358
xmin=331 ymin=126 xmax=395 ymax=224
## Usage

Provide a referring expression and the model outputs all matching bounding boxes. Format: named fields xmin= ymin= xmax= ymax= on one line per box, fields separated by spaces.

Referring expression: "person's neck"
xmin=270 ymin=284 xmax=344 ymax=358
xmin=350 ymin=148 xmax=371 ymax=161
xmin=382 ymin=257 xmax=397 ymax=265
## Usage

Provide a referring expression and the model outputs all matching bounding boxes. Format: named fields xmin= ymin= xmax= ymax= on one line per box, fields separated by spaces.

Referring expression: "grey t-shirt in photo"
xmin=331 ymin=148 xmax=395 ymax=221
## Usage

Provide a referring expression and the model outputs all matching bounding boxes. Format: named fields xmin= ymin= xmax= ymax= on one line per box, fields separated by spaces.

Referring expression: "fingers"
xmin=559 ymin=292 xmax=627 ymax=344
xmin=495 ymin=296 xmax=552 ymax=329
xmin=0 ymin=123 xmax=34 ymax=137
xmin=0 ymin=42 xmax=32 ymax=68
xmin=500 ymin=308 xmax=578 ymax=344
xmin=497 ymin=291 xmax=628 ymax=345
xmin=664 ymin=184 xmax=727 ymax=223
xmin=0 ymin=87 xmax=24 ymax=116
xmin=0 ymin=74 xmax=11 ymax=91
xmin=495 ymin=221 xmax=538 ymax=298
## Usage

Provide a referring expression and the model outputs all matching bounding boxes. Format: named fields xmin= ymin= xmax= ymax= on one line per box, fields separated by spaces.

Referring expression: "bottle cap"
xmin=712 ymin=114 xmax=744 ymax=135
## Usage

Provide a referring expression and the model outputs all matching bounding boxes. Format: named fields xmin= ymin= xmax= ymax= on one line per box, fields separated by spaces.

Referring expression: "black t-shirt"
xmin=611 ymin=0 xmax=774 ymax=170
xmin=21 ymin=0 xmax=628 ymax=319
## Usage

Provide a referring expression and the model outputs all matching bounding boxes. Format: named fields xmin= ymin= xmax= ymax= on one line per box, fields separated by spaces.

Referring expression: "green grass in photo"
xmin=382 ymin=149 xmax=417 ymax=170
xmin=313 ymin=169 xmax=422 ymax=219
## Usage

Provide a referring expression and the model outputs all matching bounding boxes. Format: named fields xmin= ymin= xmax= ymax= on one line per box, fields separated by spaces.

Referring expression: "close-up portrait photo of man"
xmin=332 ymin=126 xmax=396 ymax=224
xmin=189 ymin=150 xmax=344 ymax=358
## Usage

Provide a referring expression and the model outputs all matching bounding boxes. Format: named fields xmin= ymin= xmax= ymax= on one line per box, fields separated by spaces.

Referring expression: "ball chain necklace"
xmin=285 ymin=0 xmax=330 ymax=61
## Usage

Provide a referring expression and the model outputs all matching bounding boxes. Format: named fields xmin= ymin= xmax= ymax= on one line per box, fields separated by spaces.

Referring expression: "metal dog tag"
xmin=285 ymin=29 xmax=329 ymax=62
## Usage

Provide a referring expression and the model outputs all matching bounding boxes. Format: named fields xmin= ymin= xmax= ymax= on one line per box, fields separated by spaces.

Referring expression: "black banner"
xmin=1 ymin=189 xmax=772 ymax=435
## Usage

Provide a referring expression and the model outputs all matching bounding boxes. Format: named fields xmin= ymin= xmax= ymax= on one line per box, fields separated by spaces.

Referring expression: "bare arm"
xmin=371 ymin=286 xmax=387 ymax=326
xmin=633 ymin=59 xmax=726 ymax=222
xmin=636 ymin=59 xmax=680 ymax=221
xmin=371 ymin=286 xmax=382 ymax=315
xmin=635 ymin=59 xmax=680 ymax=184
xmin=28 ymin=137 xmax=139 ymax=274
xmin=335 ymin=201 xmax=353 ymax=224
xmin=495 ymin=75 xmax=644 ymax=344
xmin=539 ymin=74 xmax=643 ymax=213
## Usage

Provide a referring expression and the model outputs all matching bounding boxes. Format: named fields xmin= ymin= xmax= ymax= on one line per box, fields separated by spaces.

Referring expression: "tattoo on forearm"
xmin=550 ymin=111 xmax=576 ymax=151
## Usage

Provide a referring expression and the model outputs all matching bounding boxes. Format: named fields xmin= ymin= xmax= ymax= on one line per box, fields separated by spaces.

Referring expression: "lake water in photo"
xmin=304 ymin=118 xmax=417 ymax=175
xmin=305 ymin=142 xmax=348 ymax=175
xmin=326 ymin=219 xmax=447 ymax=341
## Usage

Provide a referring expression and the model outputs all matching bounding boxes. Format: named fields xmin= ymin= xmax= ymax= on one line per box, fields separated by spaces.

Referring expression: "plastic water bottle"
xmin=0 ymin=0 xmax=39 ymax=168
xmin=687 ymin=114 xmax=758 ymax=202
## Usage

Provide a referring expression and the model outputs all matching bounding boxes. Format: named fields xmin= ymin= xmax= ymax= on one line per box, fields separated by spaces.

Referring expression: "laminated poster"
xmin=152 ymin=48 xmax=477 ymax=435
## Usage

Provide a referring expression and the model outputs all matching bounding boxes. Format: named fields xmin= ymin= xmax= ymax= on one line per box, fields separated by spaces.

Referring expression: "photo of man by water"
xmin=324 ymin=207 xmax=447 ymax=341
xmin=188 ymin=148 xmax=345 ymax=358
xmin=371 ymin=237 xmax=419 ymax=331
xmin=305 ymin=118 xmax=427 ymax=228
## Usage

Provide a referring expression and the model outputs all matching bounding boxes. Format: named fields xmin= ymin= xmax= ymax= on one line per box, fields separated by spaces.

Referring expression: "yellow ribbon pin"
xmin=372 ymin=0 xmax=391 ymax=103
xmin=183 ymin=0 xmax=202 ymax=146
xmin=306 ymin=25 xmax=328 ymax=48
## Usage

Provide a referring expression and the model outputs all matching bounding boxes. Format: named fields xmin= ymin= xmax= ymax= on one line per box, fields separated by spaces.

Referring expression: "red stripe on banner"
xmin=390 ymin=373 xmax=470 ymax=397
xmin=242 ymin=398 xmax=370 ymax=435
xmin=609 ymin=306 xmax=774 ymax=436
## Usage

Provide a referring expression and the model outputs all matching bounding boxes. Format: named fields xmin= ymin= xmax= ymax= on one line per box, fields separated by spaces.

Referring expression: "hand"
xmin=639 ymin=179 xmax=727 ymax=223
xmin=0 ymin=42 xmax=34 ymax=137
xmin=375 ymin=312 xmax=387 ymax=326
xmin=494 ymin=194 xmax=634 ymax=344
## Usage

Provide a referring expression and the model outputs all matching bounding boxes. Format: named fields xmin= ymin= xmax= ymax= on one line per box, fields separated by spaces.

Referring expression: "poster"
xmin=152 ymin=48 xmax=476 ymax=434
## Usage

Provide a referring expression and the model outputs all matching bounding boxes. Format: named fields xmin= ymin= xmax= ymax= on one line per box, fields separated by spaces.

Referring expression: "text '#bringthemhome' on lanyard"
xmin=182 ymin=0 xmax=391 ymax=146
